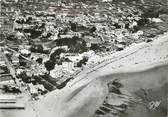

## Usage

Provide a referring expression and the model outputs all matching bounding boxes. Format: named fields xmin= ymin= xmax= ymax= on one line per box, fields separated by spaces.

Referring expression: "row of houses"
xmin=0 ymin=0 xmax=48 ymax=15
xmin=0 ymin=16 xmax=14 ymax=37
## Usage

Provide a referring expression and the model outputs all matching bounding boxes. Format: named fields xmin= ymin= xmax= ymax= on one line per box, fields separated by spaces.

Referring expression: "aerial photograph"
xmin=0 ymin=0 xmax=168 ymax=117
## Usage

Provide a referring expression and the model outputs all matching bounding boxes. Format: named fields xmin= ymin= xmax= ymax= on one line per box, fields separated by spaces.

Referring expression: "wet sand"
xmin=36 ymin=33 xmax=168 ymax=117
xmin=120 ymin=83 xmax=168 ymax=117
xmin=1 ymin=33 xmax=168 ymax=117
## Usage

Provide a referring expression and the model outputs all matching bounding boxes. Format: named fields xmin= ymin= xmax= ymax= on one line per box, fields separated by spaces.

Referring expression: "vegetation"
xmin=55 ymin=36 xmax=87 ymax=53
xmin=2 ymin=85 xmax=21 ymax=94
xmin=77 ymin=56 xmax=88 ymax=67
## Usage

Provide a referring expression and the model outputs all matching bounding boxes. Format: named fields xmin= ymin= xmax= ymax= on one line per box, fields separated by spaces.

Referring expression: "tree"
xmin=6 ymin=34 xmax=17 ymax=41
xmin=91 ymin=44 xmax=100 ymax=51
xmin=50 ymin=48 xmax=66 ymax=62
xmin=70 ymin=22 xmax=77 ymax=32
xmin=44 ymin=60 xmax=55 ymax=75
xmin=36 ymin=58 xmax=43 ymax=64
xmin=77 ymin=56 xmax=88 ymax=67
xmin=36 ymin=44 xmax=44 ymax=53
xmin=89 ymin=26 xmax=96 ymax=33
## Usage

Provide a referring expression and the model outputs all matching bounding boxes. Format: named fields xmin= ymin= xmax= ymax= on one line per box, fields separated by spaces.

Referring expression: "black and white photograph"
xmin=0 ymin=0 xmax=168 ymax=117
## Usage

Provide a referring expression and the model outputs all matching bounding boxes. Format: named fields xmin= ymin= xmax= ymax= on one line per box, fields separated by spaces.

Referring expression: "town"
xmin=0 ymin=0 xmax=168 ymax=117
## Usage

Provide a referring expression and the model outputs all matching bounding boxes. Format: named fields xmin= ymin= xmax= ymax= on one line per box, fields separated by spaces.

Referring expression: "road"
xmin=35 ymin=33 xmax=168 ymax=117
xmin=1 ymin=33 xmax=168 ymax=117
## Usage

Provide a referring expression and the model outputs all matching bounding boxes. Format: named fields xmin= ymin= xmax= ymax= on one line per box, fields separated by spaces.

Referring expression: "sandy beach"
xmin=35 ymin=33 xmax=168 ymax=117
xmin=1 ymin=32 xmax=167 ymax=117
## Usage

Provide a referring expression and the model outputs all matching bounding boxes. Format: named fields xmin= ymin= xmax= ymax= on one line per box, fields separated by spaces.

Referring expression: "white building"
xmin=62 ymin=62 xmax=75 ymax=74
xmin=50 ymin=65 xmax=63 ymax=78
xmin=102 ymin=0 xmax=113 ymax=2
xmin=67 ymin=55 xmax=83 ymax=63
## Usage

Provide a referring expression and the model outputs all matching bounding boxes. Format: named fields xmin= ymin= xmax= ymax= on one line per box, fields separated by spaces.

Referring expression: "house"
xmin=0 ymin=55 xmax=6 ymax=66
xmin=27 ymin=83 xmax=38 ymax=95
xmin=62 ymin=62 xmax=75 ymax=73
xmin=11 ymin=55 xmax=19 ymax=65
xmin=0 ymin=17 xmax=14 ymax=33
xmin=67 ymin=54 xmax=83 ymax=63
xmin=82 ymin=50 xmax=95 ymax=58
xmin=50 ymin=65 xmax=63 ymax=79
xmin=59 ymin=34 xmax=73 ymax=39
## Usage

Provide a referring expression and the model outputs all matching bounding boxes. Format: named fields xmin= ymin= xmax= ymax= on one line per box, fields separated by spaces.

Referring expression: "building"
xmin=0 ymin=17 xmax=13 ymax=34
xmin=0 ymin=0 xmax=23 ymax=16
xmin=26 ymin=0 xmax=46 ymax=3
xmin=50 ymin=65 xmax=63 ymax=79
xmin=62 ymin=62 xmax=75 ymax=73
xmin=0 ymin=1 xmax=1 ymax=13
xmin=0 ymin=55 xmax=6 ymax=66
xmin=67 ymin=55 xmax=83 ymax=64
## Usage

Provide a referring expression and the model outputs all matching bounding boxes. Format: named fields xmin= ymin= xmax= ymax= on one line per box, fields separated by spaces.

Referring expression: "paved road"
xmin=1 ymin=33 xmax=168 ymax=117
xmin=35 ymin=33 xmax=168 ymax=117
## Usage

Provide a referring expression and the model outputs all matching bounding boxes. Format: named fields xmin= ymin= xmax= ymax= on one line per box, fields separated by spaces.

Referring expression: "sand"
xmin=35 ymin=33 xmax=168 ymax=117
xmin=1 ymin=33 xmax=168 ymax=117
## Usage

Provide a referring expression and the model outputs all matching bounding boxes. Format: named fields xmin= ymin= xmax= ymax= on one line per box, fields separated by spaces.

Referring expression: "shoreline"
xmin=67 ymin=32 xmax=168 ymax=87
xmin=34 ymin=29 xmax=168 ymax=117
